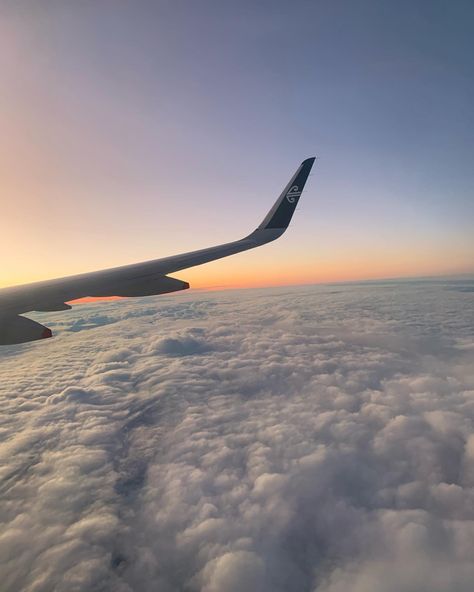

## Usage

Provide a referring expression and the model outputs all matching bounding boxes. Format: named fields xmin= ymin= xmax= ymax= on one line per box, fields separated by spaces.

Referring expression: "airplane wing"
xmin=0 ymin=157 xmax=315 ymax=345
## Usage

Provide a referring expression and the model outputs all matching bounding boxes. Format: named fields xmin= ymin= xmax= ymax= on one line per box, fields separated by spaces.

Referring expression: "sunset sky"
xmin=1 ymin=1 xmax=473 ymax=290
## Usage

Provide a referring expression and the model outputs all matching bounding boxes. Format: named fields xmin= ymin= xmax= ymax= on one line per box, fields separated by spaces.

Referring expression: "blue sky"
xmin=1 ymin=0 xmax=473 ymax=287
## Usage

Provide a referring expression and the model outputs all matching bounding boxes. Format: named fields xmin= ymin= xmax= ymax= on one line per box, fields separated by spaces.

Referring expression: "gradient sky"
xmin=1 ymin=0 xmax=473 ymax=290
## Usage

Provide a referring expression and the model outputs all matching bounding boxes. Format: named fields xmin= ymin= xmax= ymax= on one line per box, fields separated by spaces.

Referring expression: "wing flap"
xmin=88 ymin=275 xmax=189 ymax=298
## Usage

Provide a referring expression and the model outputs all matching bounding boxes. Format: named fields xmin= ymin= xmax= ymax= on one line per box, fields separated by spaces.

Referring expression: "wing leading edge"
xmin=0 ymin=157 xmax=315 ymax=344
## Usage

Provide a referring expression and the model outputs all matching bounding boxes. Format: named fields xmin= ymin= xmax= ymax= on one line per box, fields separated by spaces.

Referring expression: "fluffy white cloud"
xmin=0 ymin=281 xmax=473 ymax=591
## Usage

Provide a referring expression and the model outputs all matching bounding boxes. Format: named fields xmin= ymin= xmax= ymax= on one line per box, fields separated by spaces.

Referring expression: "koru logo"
xmin=286 ymin=185 xmax=301 ymax=203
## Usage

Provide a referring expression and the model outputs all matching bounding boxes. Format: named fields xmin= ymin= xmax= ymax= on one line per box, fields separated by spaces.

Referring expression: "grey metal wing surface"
xmin=0 ymin=157 xmax=315 ymax=345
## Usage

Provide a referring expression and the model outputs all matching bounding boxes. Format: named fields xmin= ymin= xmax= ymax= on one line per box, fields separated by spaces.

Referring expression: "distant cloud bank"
xmin=1 ymin=281 xmax=473 ymax=591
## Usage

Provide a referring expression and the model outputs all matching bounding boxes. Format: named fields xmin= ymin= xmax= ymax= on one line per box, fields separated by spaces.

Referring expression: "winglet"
xmin=257 ymin=157 xmax=315 ymax=230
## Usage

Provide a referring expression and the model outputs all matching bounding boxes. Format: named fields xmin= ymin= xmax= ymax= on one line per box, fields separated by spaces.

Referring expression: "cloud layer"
xmin=1 ymin=281 xmax=474 ymax=591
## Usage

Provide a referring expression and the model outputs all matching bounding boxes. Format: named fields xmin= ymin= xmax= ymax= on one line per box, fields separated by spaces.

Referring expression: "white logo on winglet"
xmin=286 ymin=185 xmax=301 ymax=203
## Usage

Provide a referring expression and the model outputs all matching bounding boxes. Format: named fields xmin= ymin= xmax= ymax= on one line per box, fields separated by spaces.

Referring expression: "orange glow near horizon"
xmin=3 ymin=236 xmax=474 ymax=301
xmin=59 ymin=248 xmax=474 ymax=306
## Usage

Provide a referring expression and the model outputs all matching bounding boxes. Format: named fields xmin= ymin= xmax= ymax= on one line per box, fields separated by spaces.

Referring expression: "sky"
xmin=1 ymin=0 xmax=473 ymax=290
xmin=1 ymin=280 xmax=474 ymax=591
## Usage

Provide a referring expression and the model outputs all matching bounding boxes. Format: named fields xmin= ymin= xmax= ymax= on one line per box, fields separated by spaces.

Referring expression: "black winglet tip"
xmin=302 ymin=156 xmax=316 ymax=167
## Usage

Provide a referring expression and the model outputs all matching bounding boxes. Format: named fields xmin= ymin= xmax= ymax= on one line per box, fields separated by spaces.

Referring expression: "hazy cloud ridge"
xmin=1 ymin=281 xmax=474 ymax=591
